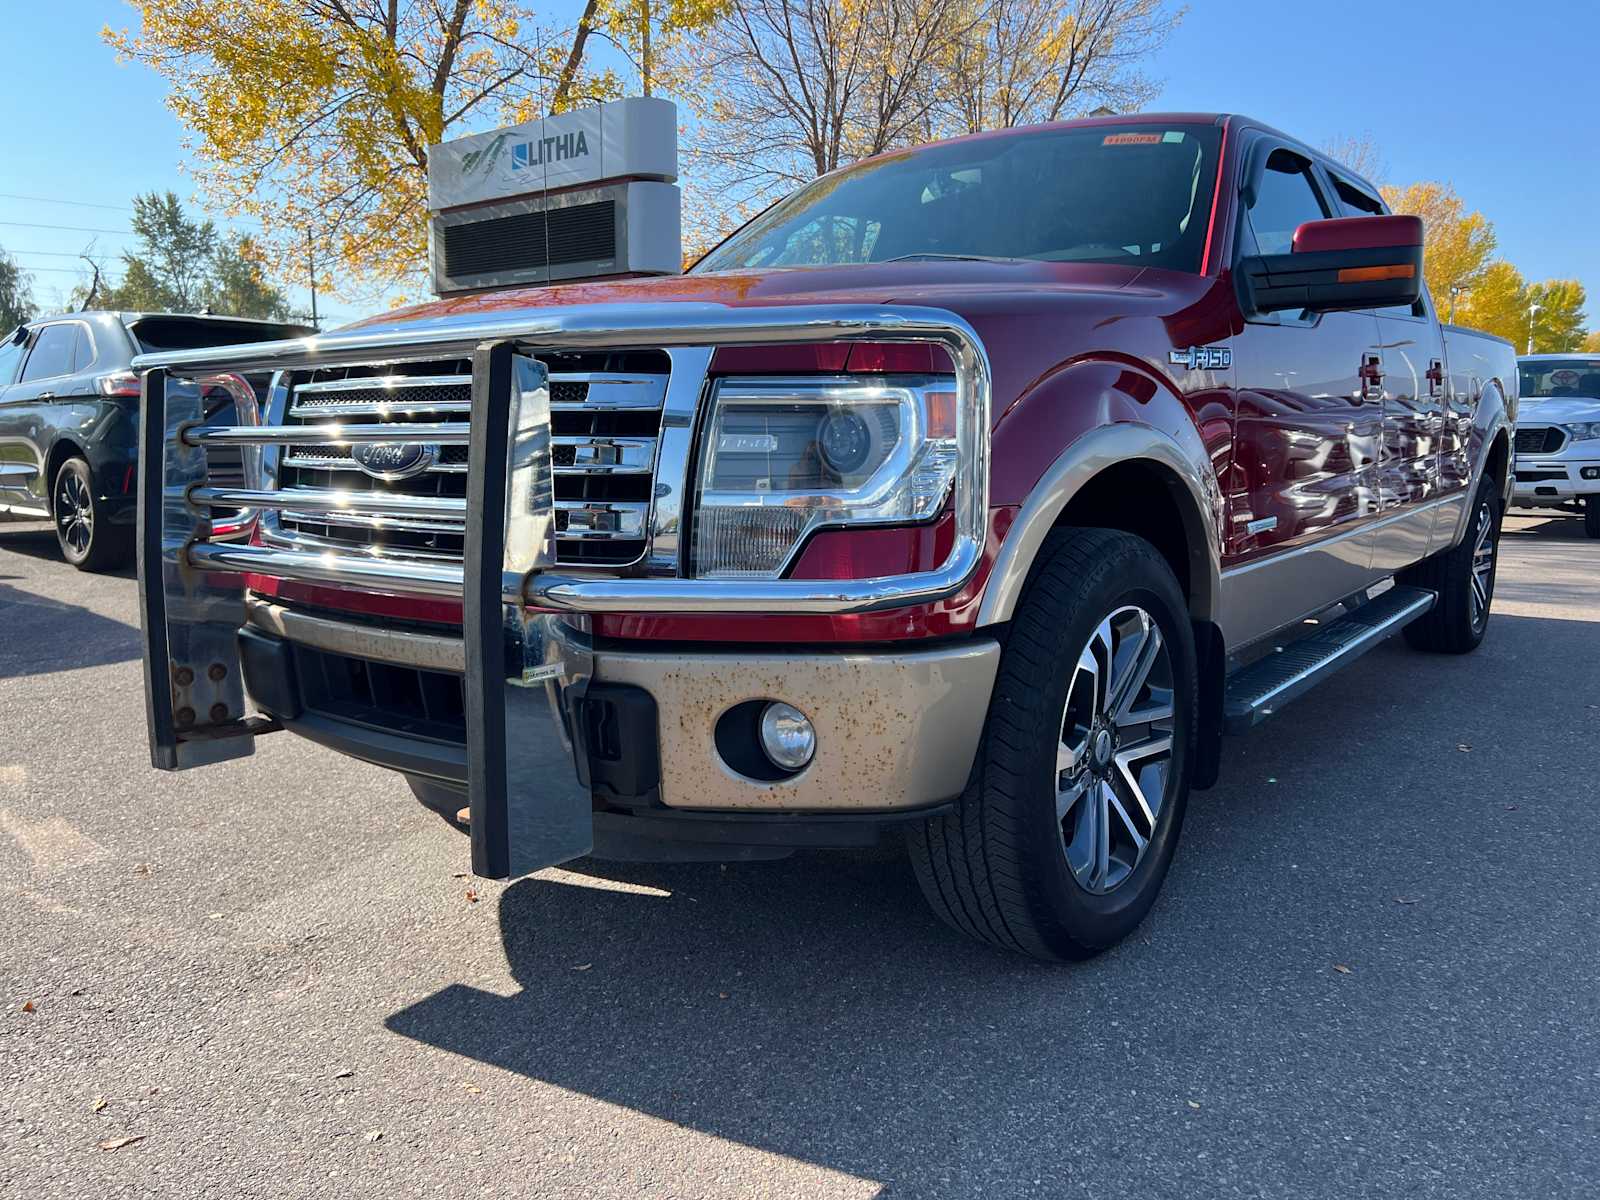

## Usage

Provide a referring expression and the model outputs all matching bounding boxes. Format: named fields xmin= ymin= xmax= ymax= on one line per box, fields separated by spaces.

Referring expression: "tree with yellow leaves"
xmin=1380 ymin=182 xmax=1495 ymax=312
xmin=108 ymin=0 xmax=725 ymax=296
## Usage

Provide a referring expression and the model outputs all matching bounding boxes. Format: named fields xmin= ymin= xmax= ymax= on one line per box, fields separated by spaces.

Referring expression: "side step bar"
xmin=1223 ymin=585 xmax=1436 ymax=734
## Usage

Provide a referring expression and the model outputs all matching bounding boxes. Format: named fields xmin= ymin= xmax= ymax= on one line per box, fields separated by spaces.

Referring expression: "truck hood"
xmin=345 ymin=261 xmax=1170 ymax=335
xmin=1517 ymin=397 xmax=1600 ymax=425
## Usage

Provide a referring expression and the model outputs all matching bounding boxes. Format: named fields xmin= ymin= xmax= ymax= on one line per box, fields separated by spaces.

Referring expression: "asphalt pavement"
xmin=2 ymin=512 xmax=1597 ymax=1198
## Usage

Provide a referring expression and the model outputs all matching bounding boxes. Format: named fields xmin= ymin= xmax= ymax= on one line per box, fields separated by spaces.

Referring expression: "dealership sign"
xmin=428 ymin=97 xmax=677 ymax=210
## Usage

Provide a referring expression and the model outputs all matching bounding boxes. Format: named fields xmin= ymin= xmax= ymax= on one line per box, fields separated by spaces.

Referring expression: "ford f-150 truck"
xmin=132 ymin=113 xmax=1516 ymax=961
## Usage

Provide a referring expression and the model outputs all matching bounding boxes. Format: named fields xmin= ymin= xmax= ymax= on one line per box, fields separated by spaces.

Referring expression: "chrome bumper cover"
xmin=134 ymin=303 xmax=991 ymax=880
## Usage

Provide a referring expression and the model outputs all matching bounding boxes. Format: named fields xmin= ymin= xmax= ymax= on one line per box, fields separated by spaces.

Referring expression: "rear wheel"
xmin=908 ymin=529 xmax=1196 ymax=961
xmin=52 ymin=456 xmax=132 ymax=572
xmin=1399 ymin=478 xmax=1501 ymax=653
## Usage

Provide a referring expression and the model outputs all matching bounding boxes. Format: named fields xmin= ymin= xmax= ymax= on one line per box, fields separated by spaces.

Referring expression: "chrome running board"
xmin=1222 ymin=586 xmax=1436 ymax=734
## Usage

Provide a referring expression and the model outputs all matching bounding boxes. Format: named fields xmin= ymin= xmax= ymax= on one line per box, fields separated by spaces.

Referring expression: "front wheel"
xmin=1585 ymin=497 xmax=1600 ymax=539
xmin=908 ymin=529 xmax=1196 ymax=961
xmin=52 ymin=457 xmax=132 ymax=572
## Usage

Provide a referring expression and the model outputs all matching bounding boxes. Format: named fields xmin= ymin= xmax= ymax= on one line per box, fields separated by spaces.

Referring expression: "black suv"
xmin=0 ymin=312 xmax=311 ymax=570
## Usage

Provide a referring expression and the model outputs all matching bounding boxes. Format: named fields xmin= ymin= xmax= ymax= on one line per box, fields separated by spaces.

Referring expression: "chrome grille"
xmin=267 ymin=352 xmax=670 ymax=567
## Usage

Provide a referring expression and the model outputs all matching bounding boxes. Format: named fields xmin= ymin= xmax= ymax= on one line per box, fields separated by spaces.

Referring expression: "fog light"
xmin=1582 ymin=467 xmax=1600 ymax=480
xmin=759 ymin=702 xmax=816 ymax=771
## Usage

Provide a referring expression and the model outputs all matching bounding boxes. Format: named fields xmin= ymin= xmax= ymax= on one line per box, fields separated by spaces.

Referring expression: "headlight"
xmin=693 ymin=375 xmax=960 ymax=578
xmin=1565 ymin=422 xmax=1600 ymax=442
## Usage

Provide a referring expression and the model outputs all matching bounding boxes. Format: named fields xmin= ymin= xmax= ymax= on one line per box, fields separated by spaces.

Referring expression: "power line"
xmin=1 ymin=220 xmax=133 ymax=236
xmin=10 ymin=248 xmax=131 ymax=259
xmin=0 ymin=192 xmax=136 ymax=213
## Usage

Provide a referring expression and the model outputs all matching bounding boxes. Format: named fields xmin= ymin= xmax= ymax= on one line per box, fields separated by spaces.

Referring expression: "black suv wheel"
xmin=52 ymin=457 xmax=132 ymax=572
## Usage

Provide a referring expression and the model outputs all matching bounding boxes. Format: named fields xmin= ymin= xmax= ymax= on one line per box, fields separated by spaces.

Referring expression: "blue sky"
xmin=4 ymin=0 xmax=1597 ymax=330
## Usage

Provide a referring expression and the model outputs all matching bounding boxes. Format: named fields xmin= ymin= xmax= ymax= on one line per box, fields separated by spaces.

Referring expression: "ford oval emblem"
xmin=350 ymin=442 xmax=439 ymax=480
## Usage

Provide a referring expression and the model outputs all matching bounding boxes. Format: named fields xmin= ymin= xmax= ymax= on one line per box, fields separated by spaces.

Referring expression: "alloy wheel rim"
xmin=56 ymin=471 xmax=93 ymax=555
xmin=1470 ymin=501 xmax=1495 ymax=632
xmin=1055 ymin=605 xmax=1176 ymax=895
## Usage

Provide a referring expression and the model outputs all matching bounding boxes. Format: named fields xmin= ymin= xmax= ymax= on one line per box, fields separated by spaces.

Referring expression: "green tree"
xmin=208 ymin=236 xmax=292 ymax=321
xmin=102 ymin=191 xmax=218 ymax=312
xmin=93 ymin=192 xmax=290 ymax=319
xmin=0 ymin=247 xmax=35 ymax=330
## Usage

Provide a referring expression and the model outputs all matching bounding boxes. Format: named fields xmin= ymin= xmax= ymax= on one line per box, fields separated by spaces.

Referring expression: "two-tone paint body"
xmin=131 ymin=113 xmax=1518 ymax=850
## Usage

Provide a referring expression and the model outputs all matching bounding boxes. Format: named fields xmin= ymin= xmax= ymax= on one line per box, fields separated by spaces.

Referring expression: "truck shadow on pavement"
xmin=384 ymin=608 xmax=1600 ymax=1195
xmin=386 ymin=844 xmax=1060 ymax=1194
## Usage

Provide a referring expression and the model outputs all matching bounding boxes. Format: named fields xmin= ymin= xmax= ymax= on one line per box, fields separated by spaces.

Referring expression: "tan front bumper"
xmin=245 ymin=598 xmax=999 ymax=814
xmin=598 ymin=640 xmax=1000 ymax=812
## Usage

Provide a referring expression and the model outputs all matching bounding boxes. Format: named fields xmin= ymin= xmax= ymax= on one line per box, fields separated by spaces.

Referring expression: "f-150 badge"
xmin=1168 ymin=345 xmax=1232 ymax=370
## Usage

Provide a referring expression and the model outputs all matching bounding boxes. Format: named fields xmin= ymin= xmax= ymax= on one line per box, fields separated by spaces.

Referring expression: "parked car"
xmin=131 ymin=114 xmax=1516 ymax=961
xmin=0 ymin=312 xmax=311 ymax=569
xmin=1511 ymin=353 xmax=1600 ymax=536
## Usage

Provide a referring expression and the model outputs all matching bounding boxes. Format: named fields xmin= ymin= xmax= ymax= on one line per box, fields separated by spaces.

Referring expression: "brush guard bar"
xmin=134 ymin=304 xmax=991 ymax=879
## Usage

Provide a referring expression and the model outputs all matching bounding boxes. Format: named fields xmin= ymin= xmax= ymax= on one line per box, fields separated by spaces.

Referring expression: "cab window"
xmin=19 ymin=324 xmax=78 ymax=382
xmin=1241 ymin=150 xmax=1329 ymax=256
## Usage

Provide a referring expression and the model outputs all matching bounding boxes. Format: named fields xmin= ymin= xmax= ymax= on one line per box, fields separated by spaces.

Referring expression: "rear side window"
xmin=19 ymin=324 xmax=78 ymax=381
xmin=1242 ymin=150 xmax=1329 ymax=256
xmin=1331 ymin=177 xmax=1383 ymax=217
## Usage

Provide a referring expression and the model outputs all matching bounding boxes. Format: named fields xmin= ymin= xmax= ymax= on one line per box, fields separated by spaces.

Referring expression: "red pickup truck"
xmin=134 ymin=113 xmax=1516 ymax=961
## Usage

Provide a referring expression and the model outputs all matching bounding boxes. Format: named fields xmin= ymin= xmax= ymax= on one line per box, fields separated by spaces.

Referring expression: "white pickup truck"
xmin=1513 ymin=354 xmax=1600 ymax=537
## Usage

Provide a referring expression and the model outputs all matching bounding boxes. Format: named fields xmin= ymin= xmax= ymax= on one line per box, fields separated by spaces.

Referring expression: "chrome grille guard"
xmin=134 ymin=303 xmax=991 ymax=879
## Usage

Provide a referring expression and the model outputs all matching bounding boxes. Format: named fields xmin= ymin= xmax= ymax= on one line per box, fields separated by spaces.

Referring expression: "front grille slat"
xmin=1515 ymin=426 xmax=1567 ymax=455
xmin=267 ymin=354 xmax=669 ymax=567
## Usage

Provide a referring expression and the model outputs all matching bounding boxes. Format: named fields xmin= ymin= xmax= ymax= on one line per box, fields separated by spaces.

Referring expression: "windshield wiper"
xmin=879 ymin=252 xmax=1028 ymax=264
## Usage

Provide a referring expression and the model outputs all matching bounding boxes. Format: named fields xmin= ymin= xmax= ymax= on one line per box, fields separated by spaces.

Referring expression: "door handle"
xmin=36 ymin=391 xmax=55 ymax=400
xmin=1358 ymin=354 xmax=1384 ymax=399
xmin=1425 ymin=359 xmax=1444 ymax=397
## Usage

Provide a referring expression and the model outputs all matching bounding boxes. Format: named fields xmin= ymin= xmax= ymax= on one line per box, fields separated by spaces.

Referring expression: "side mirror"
xmin=1238 ymin=214 xmax=1423 ymax=316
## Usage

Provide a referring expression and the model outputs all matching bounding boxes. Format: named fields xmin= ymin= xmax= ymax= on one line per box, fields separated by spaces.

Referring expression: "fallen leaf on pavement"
xmin=718 ymin=992 xmax=730 ymax=1000
xmin=20 ymin=1000 xmax=35 ymax=1013
xmin=364 ymin=1130 xmax=384 ymax=1143
xmin=333 ymin=1070 xmax=354 ymax=1079
xmin=454 ymin=807 xmax=471 ymax=825
xmin=451 ymin=872 xmax=469 ymax=878
xmin=1504 ymin=804 xmax=1519 ymax=812
xmin=132 ymin=863 xmax=152 ymax=876
xmin=1394 ymin=897 xmax=1420 ymax=905
xmin=1186 ymin=1100 xmax=1201 ymax=1110
xmin=464 ymin=889 xmax=479 ymax=904
xmin=1456 ymin=744 xmax=1471 ymax=752
xmin=572 ymin=963 xmax=592 ymax=972
xmin=1332 ymin=964 xmax=1353 ymax=975
xmin=460 ymin=1083 xmax=481 ymax=1094
xmin=98 ymin=1136 xmax=145 ymax=1151
xmin=91 ymin=1097 xmax=108 ymax=1113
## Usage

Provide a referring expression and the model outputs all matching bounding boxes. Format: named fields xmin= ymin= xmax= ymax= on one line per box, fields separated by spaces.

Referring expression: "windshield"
xmin=694 ymin=124 xmax=1223 ymax=275
xmin=1519 ymin=359 xmax=1600 ymax=400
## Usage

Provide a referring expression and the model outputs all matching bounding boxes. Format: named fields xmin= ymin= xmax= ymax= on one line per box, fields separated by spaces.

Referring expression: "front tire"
xmin=1399 ymin=478 xmax=1501 ymax=654
xmin=1585 ymin=497 xmax=1600 ymax=539
xmin=52 ymin=457 xmax=132 ymax=572
xmin=908 ymin=529 xmax=1196 ymax=961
